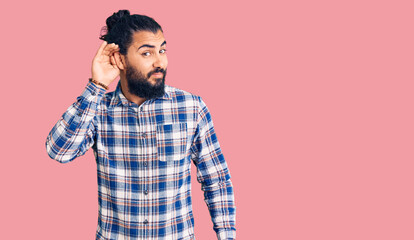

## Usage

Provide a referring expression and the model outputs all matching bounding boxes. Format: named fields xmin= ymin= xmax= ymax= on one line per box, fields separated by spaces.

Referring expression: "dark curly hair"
xmin=99 ymin=10 xmax=163 ymax=55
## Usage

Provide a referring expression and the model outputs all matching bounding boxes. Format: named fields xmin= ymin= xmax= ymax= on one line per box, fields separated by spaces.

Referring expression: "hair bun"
xmin=106 ymin=10 xmax=130 ymax=31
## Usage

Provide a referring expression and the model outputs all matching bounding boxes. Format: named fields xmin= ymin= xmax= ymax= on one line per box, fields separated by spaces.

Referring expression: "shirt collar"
xmin=110 ymin=80 xmax=171 ymax=106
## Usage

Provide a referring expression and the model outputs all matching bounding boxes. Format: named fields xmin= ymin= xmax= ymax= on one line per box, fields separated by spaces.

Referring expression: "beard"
xmin=125 ymin=58 xmax=167 ymax=99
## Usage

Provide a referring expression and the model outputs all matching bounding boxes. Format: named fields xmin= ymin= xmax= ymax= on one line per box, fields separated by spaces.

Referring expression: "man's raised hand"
xmin=91 ymin=41 xmax=121 ymax=87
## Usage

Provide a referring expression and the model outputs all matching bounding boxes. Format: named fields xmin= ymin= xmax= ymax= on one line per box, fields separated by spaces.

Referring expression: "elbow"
xmin=45 ymin=138 xmax=77 ymax=164
xmin=201 ymin=175 xmax=233 ymax=193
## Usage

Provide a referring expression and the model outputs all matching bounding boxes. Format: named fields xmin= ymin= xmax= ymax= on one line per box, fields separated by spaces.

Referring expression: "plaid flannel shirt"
xmin=46 ymin=81 xmax=236 ymax=240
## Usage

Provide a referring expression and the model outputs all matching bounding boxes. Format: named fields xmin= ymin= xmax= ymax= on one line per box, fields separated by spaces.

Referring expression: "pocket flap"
xmin=156 ymin=123 xmax=188 ymax=161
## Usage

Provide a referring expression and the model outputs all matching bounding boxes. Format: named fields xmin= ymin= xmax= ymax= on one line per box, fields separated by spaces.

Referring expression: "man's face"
xmin=123 ymin=30 xmax=168 ymax=99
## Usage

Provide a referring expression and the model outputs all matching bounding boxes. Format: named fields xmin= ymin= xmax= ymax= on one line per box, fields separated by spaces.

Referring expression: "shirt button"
xmin=143 ymin=161 xmax=148 ymax=167
xmin=91 ymin=91 xmax=96 ymax=96
xmin=140 ymin=107 xmax=144 ymax=112
xmin=143 ymin=219 xmax=148 ymax=224
xmin=77 ymin=112 xmax=82 ymax=117
xmin=144 ymin=189 xmax=149 ymax=195
xmin=141 ymin=133 xmax=147 ymax=138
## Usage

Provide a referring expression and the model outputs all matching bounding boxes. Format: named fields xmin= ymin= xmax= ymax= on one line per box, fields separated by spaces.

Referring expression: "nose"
xmin=153 ymin=54 xmax=167 ymax=69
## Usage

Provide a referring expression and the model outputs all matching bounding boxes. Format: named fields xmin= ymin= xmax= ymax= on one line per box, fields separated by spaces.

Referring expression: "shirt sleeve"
xmin=190 ymin=96 xmax=236 ymax=240
xmin=45 ymin=82 xmax=106 ymax=163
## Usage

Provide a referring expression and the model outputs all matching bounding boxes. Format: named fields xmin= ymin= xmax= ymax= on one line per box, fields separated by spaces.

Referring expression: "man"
xmin=45 ymin=10 xmax=236 ymax=240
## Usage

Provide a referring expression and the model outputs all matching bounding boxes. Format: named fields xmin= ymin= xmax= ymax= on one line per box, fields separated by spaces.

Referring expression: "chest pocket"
xmin=156 ymin=123 xmax=188 ymax=161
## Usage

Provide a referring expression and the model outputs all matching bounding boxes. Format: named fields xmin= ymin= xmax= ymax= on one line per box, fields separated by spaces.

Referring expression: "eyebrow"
xmin=137 ymin=40 xmax=167 ymax=50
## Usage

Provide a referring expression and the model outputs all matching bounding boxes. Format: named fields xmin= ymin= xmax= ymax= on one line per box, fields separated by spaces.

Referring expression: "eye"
xmin=142 ymin=52 xmax=151 ymax=57
xmin=160 ymin=49 xmax=167 ymax=54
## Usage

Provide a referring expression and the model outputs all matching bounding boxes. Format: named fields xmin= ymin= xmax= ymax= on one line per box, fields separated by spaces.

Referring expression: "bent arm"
xmin=46 ymin=82 xmax=106 ymax=163
xmin=190 ymin=97 xmax=236 ymax=240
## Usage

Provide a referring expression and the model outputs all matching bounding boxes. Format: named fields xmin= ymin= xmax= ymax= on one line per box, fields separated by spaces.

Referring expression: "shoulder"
xmin=101 ymin=90 xmax=116 ymax=106
xmin=164 ymin=84 xmax=203 ymax=104
xmin=165 ymin=85 xmax=212 ymax=121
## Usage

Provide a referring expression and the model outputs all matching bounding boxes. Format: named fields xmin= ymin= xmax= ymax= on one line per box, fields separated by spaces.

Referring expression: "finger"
xmin=110 ymin=55 xmax=117 ymax=67
xmin=102 ymin=43 xmax=118 ymax=56
xmin=111 ymin=44 xmax=120 ymax=54
xmin=110 ymin=55 xmax=114 ymax=65
xmin=95 ymin=41 xmax=108 ymax=57
xmin=108 ymin=45 xmax=119 ymax=55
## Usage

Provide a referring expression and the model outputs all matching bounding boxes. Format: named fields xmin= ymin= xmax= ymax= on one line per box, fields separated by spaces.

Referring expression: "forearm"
xmin=46 ymin=82 xmax=105 ymax=163
xmin=202 ymin=175 xmax=236 ymax=240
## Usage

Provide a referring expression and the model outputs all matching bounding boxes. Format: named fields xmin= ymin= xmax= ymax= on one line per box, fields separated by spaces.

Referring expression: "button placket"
xmin=137 ymin=102 xmax=152 ymax=234
xmin=140 ymin=130 xmax=148 ymax=167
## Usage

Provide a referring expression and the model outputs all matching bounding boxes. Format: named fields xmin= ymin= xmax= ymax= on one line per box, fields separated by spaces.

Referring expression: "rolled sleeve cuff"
xmin=217 ymin=229 xmax=236 ymax=240
xmin=84 ymin=81 xmax=107 ymax=99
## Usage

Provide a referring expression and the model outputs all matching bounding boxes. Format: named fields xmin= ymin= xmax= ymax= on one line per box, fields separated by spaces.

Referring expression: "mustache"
xmin=147 ymin=68 xmax=166 ymax=78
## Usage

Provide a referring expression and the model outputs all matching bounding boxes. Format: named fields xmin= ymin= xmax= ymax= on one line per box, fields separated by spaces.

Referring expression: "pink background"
xmin=1 ymin=0 xmax=413 ymax=239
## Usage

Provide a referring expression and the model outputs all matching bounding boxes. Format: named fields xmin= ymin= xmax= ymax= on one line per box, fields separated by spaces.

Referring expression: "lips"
xmin=152 ymin=73 xmax=163 ymax=77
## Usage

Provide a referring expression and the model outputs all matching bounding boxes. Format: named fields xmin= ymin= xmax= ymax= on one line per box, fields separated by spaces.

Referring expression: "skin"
xmin=91 ymin=30 xmax=168 ymax=105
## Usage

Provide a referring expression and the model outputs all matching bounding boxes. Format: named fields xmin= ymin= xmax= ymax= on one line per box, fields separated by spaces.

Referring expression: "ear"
xmin=113 ymin=52 xmax=126 ymax=70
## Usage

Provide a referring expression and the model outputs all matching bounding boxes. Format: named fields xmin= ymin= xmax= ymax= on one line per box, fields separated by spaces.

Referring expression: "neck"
xmin=120 ymin=77 xmax=146 ymax=106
